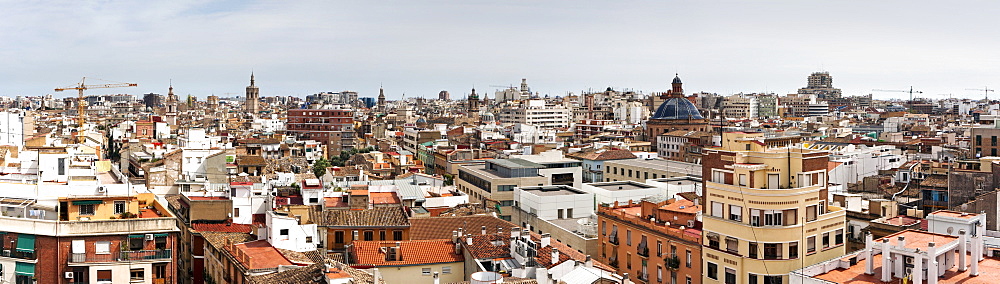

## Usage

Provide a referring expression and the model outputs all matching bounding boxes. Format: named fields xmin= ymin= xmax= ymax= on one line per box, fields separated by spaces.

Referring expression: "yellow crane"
xmin=55 ymin=77 xmax=137 ymax=141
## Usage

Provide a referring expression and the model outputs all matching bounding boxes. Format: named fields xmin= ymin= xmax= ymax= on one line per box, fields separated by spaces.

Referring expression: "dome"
xmin=672 ymin=74 xmax=682 ymax=84
xmin=651 ymin=97 xmax=704 ymax=120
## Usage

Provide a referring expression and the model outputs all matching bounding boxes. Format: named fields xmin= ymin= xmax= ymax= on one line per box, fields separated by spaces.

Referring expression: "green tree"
xmin=313 ymin=158 xmax=331 ymax=178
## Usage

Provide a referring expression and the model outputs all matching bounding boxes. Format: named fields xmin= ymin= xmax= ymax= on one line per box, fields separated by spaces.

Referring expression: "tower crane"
xmin=872 ymin=86 xmax=922 ymax=113
xmin=55 ymin=77 xmax=137 ymax=142
xmin=965 ymin=87 xmax=994 ymax=101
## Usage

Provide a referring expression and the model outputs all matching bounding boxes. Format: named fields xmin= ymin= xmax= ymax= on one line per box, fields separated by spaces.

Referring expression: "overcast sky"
xmin=2 ymin=1 xmax=999 ymax=101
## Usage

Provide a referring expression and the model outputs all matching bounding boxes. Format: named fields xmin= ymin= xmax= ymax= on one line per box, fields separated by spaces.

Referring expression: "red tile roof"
xmin=351 ymin=239 xmax=463 ymax=266
xmin=230 ymin=240 xmax=295 ymax=270
xmin=193 ymin=222 xmax=255 ymax=233
xmin=369 ymin=192 xmax=400 ymax=205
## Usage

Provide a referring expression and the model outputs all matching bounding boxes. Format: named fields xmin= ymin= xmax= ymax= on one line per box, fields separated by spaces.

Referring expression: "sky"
xmin=2 ymin=1 xmax=1000 ymax=101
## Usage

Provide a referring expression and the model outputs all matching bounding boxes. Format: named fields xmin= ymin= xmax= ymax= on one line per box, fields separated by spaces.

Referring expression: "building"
xmin=286 ymin=107 xmax=355 ymax=151
xmin=646 ymin=75 xmax=709 ymax=147
xmin=455 ymin=159 xmax=551 ymax=221
xmin=438 ymin=90 xmax=450 ymax=100
xmin=598 ymin=197 xmax=703 ymax=284
xmin=566 ymin=148 xmax=637 ymax=183
xmin=510 ymin=185 xmax=597 ymax=255
xmin=498 ymin=100 xmax=572 ymax=129
xmin=797 ymin=71 xmax=842 ymax=99
xmin=700 ymin=132 xmax=846 ymax=284
xmin=602 ymin=158 xmax=702 ymax=183
xmin=971 ymin=126 xmax=1000 ymax=157
xmin=349 ymin=239 xmax=465 ymax=284
xmin=244 ymin=73 xmax=259 ymax=114
xmin=164 ymin=192 xmax=237 ymax=284
xmin=657 ymin=130 xmax=715 ymax=163
xmin=311 ymin=206 xmax=411 ymax=252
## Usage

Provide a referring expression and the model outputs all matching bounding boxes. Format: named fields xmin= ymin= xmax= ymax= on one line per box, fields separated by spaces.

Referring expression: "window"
xmin=749 ymin=242 xmax=758 ymax=259
xmin=739 ymin=174 xmax=747 ymax=186
xmin=558 ymin=209 xmax=564 ymax=219
xmin=114 ymin=201 xmax=126 ymax=215
xmin=657 ymin=265 xmax=663 ymax=282
xmin=789 ymin=242 xmax=799 ymax=259
xmin=708 ymin=234 xmax=720 ymax=249
xmin=725 ymin=268 xmax=737 ymax=284
xmin=79 ymin=204 xmax=95 ymax=216
xmin=977 ymin=135 xmax=983 ymax=146
xmin=729 ymin=205 xmax=743 ymax=222
xmin=750 ymin=209 xmax=761 ymax=226
xmin=280 ymin=229 xmax=290 ymax=236
xmin=764 ymin=275 xmax=783 ymax=284
xmin=657 ymin=240 xmax=662 ymax=256
xmin=442 ymin=266 xmax=452 ymax=274
xmin=335 ymin=231 xmax=345 ymax=244
xmin=421 ymin=268 xmax=431 ymax=276
xmin=686 ymin=276 xmax=692 ymax=284
xmin=749 ymin=273 xmax=758 ymax=284
xmin=379 ymin=231 xmax=386 ymax=240
xmin=128 ymin=237 xmax=144 ymax=251
xmin=234 ymin=208 xmax=240 ymax=218
xmin=686 ymin=250 xmax=692 ymax=268
xmin=711 ymin=202 xmax=724 ymax=218
xmin=822 ymin=232 xmax=830 ymax=248
xmin=363 ymin=231 xmax=374 ymax=241
xmin=707 ymin=262 xmax=718 ymax=280
xmin=807 ymin=236 xmax=816 ymax=253
xmin=97 ymin=270 xmax=112 ymax=282
xmin=305 ymin=236 xmax=313 ymax=243
xmin=726 ymin=237 xmax=738 ymax=254
xmin=627 ymin=230 xmax=632 ymax=246
xmin=567 ymin=208 xmax=573 ymax=218
xmin=393 ymin=230 xmax=403 ymax=241
xmin=764 ymin=243 xmax=782 ymax=260
xmin=131 ymin=268 xmax=144 ymax=281
xmin=602 ymin=221 xmax=606 ymax=236
xmin=96 ymin=241 xmax=111 ymax=254
xmin=806 ymin=205 xmax=817 ymax=222
xmin=835 ymin=229 xmax=844 ymax=245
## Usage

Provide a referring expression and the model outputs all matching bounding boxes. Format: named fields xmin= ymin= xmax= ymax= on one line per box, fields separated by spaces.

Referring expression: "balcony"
xmin=608 ymin=234 xmax=619 ymax=245
xmin=637 ymin=244 xmax=649 ymax=258
xmin=0 ymin=249 xmax=35 ymax=260
xmin=69 ymin=249 xmax=171 ymax=263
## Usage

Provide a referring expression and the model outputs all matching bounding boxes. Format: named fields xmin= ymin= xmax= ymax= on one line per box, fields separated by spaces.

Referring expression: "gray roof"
xmin=489 ymin=158 xmax=544 ymax=169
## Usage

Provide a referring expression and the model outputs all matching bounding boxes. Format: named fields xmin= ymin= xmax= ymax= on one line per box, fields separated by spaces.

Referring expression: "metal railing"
xmin=0 ymin=249 xmax=35 ymax=260
xmin=69 ymin=249 xmax=171 ymax=263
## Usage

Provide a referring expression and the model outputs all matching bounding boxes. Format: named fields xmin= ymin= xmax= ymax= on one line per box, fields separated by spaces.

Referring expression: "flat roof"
xmin=521 ymin=186 xmax=587 ymax=196
xmin=588 ymin=181 xmax=655 ymax=191
xmin=604 ymin=159 xmax=702 ymax=176
xmin=489 ymin=158 xmax=544 ymax=169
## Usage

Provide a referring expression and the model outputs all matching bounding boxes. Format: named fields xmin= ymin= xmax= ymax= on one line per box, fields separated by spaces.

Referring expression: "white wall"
xmin=266 ymin=211 xmax=318 ymax=252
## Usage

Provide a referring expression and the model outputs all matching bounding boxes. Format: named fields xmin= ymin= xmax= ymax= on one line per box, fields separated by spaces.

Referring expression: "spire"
xmin=250 ymin=72 xmax=255 ymax=86
xmin=168 ymin=80 xmax=174 ymax=96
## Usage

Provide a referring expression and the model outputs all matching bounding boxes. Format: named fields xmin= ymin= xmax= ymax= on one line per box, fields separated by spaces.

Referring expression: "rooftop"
xmin=352 ymin=239 xmax=463 ymax=266
xmin=588 ymin=181 xmax=656 ymax=191
xmin=928 ymin=210 xmax=981 ymax=220
xmin=231 ymin=240 xmax=295 ymax=270
xmin=489 ymin=158 xmax=544 ymax=169
xmin=520 ymin=186 xmax=587 ymax=196
xmin=311 ymin=207 xmax=410 ymax=227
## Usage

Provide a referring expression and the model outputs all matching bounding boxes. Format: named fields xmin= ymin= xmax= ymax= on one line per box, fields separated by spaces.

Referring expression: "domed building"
xmin=645 ymin=74 xmax=709 ymax=145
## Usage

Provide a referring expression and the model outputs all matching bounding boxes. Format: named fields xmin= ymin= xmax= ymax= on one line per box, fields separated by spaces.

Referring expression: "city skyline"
xmin=3 ymin=1 xmax=1000 ymax=100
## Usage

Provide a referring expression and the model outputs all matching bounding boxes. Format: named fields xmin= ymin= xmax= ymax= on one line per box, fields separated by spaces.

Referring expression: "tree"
xmin=313 ymin=158 xmax=330 ymax=178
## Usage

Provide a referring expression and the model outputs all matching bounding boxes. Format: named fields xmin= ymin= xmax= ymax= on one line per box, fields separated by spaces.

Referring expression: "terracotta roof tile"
xmin=192 ymin=222 xmax=255 ymax=233
xmin=566 ymin=148 xmax=637 ymax=161
xmin=312 ymin=207 xmax=410 ymax=227
xmin=351 ymin=239 xmax=463 ymax=266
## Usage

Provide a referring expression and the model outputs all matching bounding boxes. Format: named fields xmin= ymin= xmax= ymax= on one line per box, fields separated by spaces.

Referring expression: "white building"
xmin=515 ymin=185 xmax=593 ymax=220
xmin=265 ymin=210 xmax=319 ymax=252
xmin=580 ymin=181 xmax=661 ymax=205
xmin=498 ymin=100 xmax=571 ymax=129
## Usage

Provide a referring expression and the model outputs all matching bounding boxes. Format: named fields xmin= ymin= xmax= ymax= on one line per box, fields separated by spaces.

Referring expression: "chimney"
xmin=482 ymin=226 xmax=487 ymax=235
xmin=897 ymin=236 xmax=906 ymax=249
xmin=395 ymin=242 xmax=402 ymax=261
xmin=467 ymin=236 xmax=473 ymax=245
xmin=551 ymin=248 xmax=560 ymax=264
xmin=585 ymin=255 xmax=593 ymax=268
xmin=458 ymin=228 xmax=464 ymax=237
xmin=497 ymin=226 xmax=503 ymax=235
xmin=352 ymin=230 xmax=359 ymax=242
xmin=373 ymin=268 xmax=382 ymax=282
xmin=511 ymin=227 xmax=520 ymax=238
xmin=452 ymin=231 xmax=459 ymax=243
xmin=433 ymin=272 xmax=440 ymax=284
xmin=541 ymin=233 xmax=551 ymax=248
xmin=623 ymin=273 xmax=630 ymax=284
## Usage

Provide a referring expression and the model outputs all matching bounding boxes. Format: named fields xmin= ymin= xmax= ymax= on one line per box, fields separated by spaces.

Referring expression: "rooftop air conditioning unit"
xmin=65 ymin=272 xmax=74 ymax=279
xmin=145 ymin=234 xmax=154 ymax=241
xmin=97 ymin=186 xmax=107 ymax=193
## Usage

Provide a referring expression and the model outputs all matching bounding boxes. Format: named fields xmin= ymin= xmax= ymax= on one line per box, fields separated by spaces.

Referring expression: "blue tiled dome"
xmin=651 ymin=97 xmax=704 ymax=120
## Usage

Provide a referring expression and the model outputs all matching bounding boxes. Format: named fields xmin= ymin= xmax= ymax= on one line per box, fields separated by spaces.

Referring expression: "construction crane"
xmin=965 ymin=87 xmax=994 ymax=101
xmin=872 ymin=86 xmax=922 ymax=113
xmin=55 ymin=77 xmax=137 ymax=141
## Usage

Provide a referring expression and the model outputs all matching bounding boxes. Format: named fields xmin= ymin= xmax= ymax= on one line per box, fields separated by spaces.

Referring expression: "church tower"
xmin=165 ymin=83 xmax=178 ymax=125
xmin=468 ymin=88 xmax=480 ymax=113
xmin=377 ymin=87 xmax=386 ymax=110
xmin=245 ymin=73 xmax=260 ymax=114
xmin=669 ymin=73 xmax=684 ymax=98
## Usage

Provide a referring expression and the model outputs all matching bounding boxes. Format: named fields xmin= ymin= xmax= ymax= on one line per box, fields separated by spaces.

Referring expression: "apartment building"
xmin=598 ymin=197 xmax=703 ymax=284
xmin=700 ymin=132 xmax=846 ymax=284
xmin=455 ymin=159 xmax=551 ymax=221
xmin=286 ymin=107 xmax=355 ymax=151
xmin=498 ymin=99 xmax=572 ymax=129
xmin=510 ymin=185 xmax=597 ymax=255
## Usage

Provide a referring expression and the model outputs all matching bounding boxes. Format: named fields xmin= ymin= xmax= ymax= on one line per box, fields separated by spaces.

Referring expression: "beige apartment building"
xmin=602 ymin=158 xmax=702 ymax=183
xmin=456 ymin=159 xmax=550 ymax=221
xmin=701 ymin=132 xmax=846 ymax=284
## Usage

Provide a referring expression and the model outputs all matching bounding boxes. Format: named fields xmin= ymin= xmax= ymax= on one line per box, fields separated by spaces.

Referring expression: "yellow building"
xmin=701 ymin=132 xmax=846 ymax=284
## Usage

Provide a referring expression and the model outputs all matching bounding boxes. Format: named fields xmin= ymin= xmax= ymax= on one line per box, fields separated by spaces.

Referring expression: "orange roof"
xmin=660 ymin=199 xmax=701 ymax=214
xmin=369 ymin=192 xmax=401 ymax=205
xmin=139 ymin=209 xmax=162 ymax=218
xmin=879 ymin=230 xmax=957 ymax=252
xmin=814 ymin=252 xmax=1000 ymax=284
xmin=351 ymin=190 xmax=369 ymax=196
xmin=193 ymin=222 xmax=255 ymax=233
xmin=230 ymin=240 xmax=295 ymax=270
xmin=352 ymin=239 xmax=463 ymax=266
xmin=188 ymin=196 xmax=229 ymax=201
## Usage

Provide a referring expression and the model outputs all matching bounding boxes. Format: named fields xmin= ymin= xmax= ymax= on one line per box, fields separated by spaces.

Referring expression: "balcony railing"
xmin=70 ymin=249 xmax=171 ymax=263
xmin=0 ymin=249 xmax=35 ymax=260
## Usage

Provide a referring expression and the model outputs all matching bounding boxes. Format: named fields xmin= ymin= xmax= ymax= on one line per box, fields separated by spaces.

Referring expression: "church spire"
xmin=250 ymin=72 xmax=255 ymax=86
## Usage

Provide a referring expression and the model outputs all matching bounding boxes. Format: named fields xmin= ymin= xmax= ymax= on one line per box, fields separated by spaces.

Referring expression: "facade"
xmin=970 ymin=126 xmax=1000 ymax=157
xmin=455 ymin=159 xmax=550 ymax=221
xmin=286 ymin=108 xmax=355 ymax=149
xmin=349 ymin=239 xmax=465 ymax=284
xmin=602 ymin=158 xmax=702 ymax=183
xmin=700 ymin=132 xmax=846 ymax=284
xmin=598 ymin=198 xmax=703 ymax=284
xmin=312 ymin=206 xmax=411 ymax=251
xmin=498 ymin=100 xmax=572 ymax=129
xmin=510 ymin=185 xmax=598 ymax=255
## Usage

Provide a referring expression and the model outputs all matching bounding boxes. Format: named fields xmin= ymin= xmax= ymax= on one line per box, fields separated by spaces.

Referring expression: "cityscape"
xmin=2 ymin=1 xmax=999 ymax=284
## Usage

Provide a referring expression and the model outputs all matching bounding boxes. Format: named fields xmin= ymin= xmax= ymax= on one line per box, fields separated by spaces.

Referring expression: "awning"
xmin=15 ymin=234 xmax=34 ymax=252
xmin=72 ymin=200 xmax=103 ymax=205
xmin=153 ymin=233 xmax=169 ymax=238
xmin=128 ymin=234 xmax=145 ymax=239
xmin=14 ymin=262 xmax=34 ymax=276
